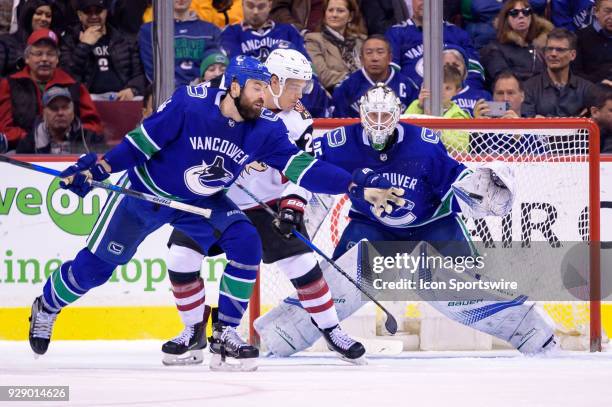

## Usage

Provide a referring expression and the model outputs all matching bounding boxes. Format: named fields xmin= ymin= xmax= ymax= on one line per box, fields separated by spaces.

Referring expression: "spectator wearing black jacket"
xmin=575 ymin=0 xmax=612 ymax=86
xmin=0 ymin=0 xmax=63 ymax=77
xmin=522 ymin=28 xmax=595 ymax=117
xmin=359 ymin=0 xmax=409 ymax=35
xmin=590 ymin=84 xmax=612 ymax=153
xmin=59 ymin=0 xmax=144 ymax=100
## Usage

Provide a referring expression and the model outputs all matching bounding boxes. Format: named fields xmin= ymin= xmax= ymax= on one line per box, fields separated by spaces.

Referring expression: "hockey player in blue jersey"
xmin=257 ymin=84 xmax=558 ymax=356
xmin=332 ymin=35 xmax=418 ymax=118
xmin=26 ymin=56 xmax=405 ymax=371
xmin=220 ymin=0 xmax=308 ymax=62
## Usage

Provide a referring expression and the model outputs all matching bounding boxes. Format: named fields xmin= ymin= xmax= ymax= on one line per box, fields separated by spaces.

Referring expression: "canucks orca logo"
xmin=370 ymin=200 xmax=417 ymax=227
xmin=184 ymin=156 xmax=234 ymax=196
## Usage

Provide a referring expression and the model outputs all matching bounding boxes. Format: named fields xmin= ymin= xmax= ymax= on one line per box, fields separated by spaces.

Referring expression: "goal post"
xmin=248 ymin=117 xmax=602 ymax=352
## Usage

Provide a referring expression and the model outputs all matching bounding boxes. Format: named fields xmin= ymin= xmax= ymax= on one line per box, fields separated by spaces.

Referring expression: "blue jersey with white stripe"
xmin=220 ymin=21 xmax=308 ymax=61
xmin=103 ymin=85 xmax=352 ymax=201
xmin=314 ymin=122 xmax=468 ymax=228
xmin=331 ymin=68 xmax=418 ymax=118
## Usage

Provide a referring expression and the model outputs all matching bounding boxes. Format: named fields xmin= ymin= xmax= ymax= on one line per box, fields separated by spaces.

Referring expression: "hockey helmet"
xmin=223 ymin=55 xmax=272 ymax=89
xmin=359 ymin=83 xmax=401 ymax=151
xmin=265 ymin=48 xmax=313 ymax=109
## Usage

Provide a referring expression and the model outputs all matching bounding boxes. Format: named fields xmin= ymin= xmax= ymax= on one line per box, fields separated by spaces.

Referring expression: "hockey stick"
xmin=234 ymin=182 xmax=398 ymax=335
xmin=0 ymin=155 xmax=212 ymax=218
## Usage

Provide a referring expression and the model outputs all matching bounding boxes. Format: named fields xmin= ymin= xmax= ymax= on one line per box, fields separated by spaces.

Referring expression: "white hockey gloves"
xmin=350 ymin=168 xmax=406 ymax=216
xmin=452 ymin=161 xmax=515 ymax=218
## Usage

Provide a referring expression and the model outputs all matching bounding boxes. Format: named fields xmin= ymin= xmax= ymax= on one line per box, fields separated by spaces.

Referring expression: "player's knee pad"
xmin=166 ymin=244 xmax=204 ymax=273
xmin=288 ymin=261 xmax=323 ymax=289
xmin=276 ymin=252 xmax=318 ymax=281
xmin=218 ymin=221 xmax=262 ymax=267
xmin=71 ymin=248 xmax=116 ymax=290
xmin=168 ymin=270 xmax=199 ymax=284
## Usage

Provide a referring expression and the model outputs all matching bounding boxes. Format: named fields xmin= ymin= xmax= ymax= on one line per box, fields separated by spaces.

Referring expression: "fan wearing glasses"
xmin=522 ymin=27 xmax=596 ymax=118
xmin=481 ymin=0 xmax=553 ymax=87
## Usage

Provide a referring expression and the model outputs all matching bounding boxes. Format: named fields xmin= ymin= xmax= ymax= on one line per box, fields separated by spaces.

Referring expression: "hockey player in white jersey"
xmin=257 ymin=84 xmax=558 ymax=356
xmin=162 ymin=48 xmax=366 ymax=368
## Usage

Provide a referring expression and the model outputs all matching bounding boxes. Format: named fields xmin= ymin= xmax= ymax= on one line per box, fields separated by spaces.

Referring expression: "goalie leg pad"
xmin=254 ymin=243 xmax=365 ymax=356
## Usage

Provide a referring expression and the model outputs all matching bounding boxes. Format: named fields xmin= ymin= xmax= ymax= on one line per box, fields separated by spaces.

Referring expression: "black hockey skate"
xmin=320 ymin=325 xmax=367 ymax=365
xmin=162 ymin=321 xmax=207 ymax=366
xmin=208 ymin=322 xmax=259 ymax=371
xmin=28 ymin=296 xmax=58 ymax=356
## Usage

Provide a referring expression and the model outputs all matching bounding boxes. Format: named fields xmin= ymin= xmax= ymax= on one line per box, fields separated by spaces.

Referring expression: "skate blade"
xmin=339 ymin=355 xmax=368 ymax=366
xmin=162 ymin=349 xmax=204 ymax=366
xmin=209 ymin=353 xmax=258 ymax=372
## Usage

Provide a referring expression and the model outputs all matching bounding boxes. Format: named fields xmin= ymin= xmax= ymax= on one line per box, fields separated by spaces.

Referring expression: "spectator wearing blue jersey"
xmin=220 ymin=0 xmax=308 ymax=61
xmin=385 ymin=0 xmax=485 ymax=92
xmin=552 ymin=0 xmax=595 ymax=31
xmin=139 ymin=0 xmax=221 ymax=88
xmin=332 ymin=35 xmax=418 ymax=118
xmin=305 ymin=0 xmax=366 ymax=92
xmin=441 ymin=45 xmax=491 ymax=117
xmin=480 ymin=1 xmax=553 ymax=88
xmin=190 ymin=48 xmax=229 ymax=85
xmin=575 ymin=0 xmax=612 ymax=86
xmin=522 ymin=28 xmax=596 ymax=117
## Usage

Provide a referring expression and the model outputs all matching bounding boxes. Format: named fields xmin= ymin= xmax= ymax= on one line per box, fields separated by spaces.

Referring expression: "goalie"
xmin=256 ymin=83 xmax=557 ymax=356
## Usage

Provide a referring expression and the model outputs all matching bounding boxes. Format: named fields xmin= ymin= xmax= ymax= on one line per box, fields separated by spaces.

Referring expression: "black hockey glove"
xmin=273 ymin=196 xmax=306 ymax=239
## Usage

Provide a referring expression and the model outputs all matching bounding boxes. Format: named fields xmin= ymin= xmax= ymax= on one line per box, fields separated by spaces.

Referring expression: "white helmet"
xmin=265 ymin=48 xmax=313 ymax=109
xmin=359 ymin=83 xmax=401 ymax=151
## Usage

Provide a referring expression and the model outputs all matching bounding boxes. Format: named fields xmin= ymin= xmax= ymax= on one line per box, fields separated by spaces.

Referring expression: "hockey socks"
xmin=295 ymin=275 xmax=339 ymax=329
xmin=41 ymin=249 xmax=115 ymax=313
xmin=170 ymin=276 xmax=206 ymax=327
xmin=218 ymin=261 xmax=258 ymax=327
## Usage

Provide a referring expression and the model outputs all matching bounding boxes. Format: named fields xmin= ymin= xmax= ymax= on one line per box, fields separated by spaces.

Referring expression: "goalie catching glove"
xmin=451 ymin=161 xmax=515 ymax=218
xmin=350 ymin=168 xmax=406 ymax=216
xmin=273 ymin=196 xmax=306 ymax=239
xmin=59 ymin=153 xmax=110 ymax=197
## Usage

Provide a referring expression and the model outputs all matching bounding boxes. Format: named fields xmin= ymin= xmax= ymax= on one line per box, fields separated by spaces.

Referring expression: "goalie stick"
xmin=234 ymin=182 xmax=398 ymax=335
xmin=0 ymin=155 xmax=212 ymax=218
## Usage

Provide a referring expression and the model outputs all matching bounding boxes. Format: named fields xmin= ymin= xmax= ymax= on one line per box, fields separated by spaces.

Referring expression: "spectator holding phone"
xmin=474 ymin=71 xmax=524 ymax=118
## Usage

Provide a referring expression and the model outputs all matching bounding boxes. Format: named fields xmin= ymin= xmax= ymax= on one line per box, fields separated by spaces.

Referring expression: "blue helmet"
xmin=223 ymin=55 xmax=272 ymax=89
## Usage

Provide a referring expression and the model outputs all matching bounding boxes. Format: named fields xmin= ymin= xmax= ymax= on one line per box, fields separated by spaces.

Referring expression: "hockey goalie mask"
xmin=359 ymin=84 xmax=401 ymax=151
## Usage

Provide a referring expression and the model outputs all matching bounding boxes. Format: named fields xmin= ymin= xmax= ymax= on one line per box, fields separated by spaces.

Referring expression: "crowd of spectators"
xmin=0 ymin=0 xmax=609 ymax=154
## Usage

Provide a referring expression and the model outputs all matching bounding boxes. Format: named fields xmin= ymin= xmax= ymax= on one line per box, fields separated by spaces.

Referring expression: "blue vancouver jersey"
xmin=452 ymin=85 xmax=492 ymax=117
xmin=103 ymin=85 xmax=352 ymax=201
xmin=331 ymin=68 xmax=419 ymax=118
xmin=552 ymin=0 xmax=594 ymax=31
xmin=385 ymin=19 xmax=485 ymax=90
xmin=313 ymin=122 xmax=469 ymax=228
xmin=220 ymin=21 xmax=308 ymax=61
xmin=139 ymin=17 xmax=221 ymax=87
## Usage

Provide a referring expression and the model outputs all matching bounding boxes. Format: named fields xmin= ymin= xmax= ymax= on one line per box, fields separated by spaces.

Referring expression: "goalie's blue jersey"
xmin=103 ymin=85 xmax=352 ymax=201
xmin=314 ymin=122 xmax=469 ymax=228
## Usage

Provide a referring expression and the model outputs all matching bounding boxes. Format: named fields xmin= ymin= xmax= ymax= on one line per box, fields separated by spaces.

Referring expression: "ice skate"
xmin=28 ymin=296 xmax=58 ymax=356
xmin=209 ymin=322 xmax=258 ymax=372
xmin=320 ymin=325 xmax=367 ymax=365
xmin=162 ymin=320 xmax=207 ymax=366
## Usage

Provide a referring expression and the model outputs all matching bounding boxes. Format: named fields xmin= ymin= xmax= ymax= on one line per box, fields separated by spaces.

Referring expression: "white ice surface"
xmin=1 ymin=340 xmax=612 ymax=407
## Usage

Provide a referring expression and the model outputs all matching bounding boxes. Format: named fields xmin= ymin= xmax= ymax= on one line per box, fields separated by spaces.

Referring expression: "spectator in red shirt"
xmin=0 ymin=29 xmax=102 ymax=152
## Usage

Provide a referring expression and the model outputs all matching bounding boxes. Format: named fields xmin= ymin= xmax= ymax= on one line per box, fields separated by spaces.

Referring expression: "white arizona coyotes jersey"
xmin=226 ymin=101 xmax=314 ymax=210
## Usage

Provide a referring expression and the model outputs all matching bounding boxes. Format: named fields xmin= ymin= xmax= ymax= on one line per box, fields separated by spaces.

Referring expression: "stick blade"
xmin=384 ymin=314 xmax=398 ymax=335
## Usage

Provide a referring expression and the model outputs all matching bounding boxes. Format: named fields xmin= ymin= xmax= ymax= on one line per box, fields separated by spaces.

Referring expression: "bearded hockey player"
xmin=257 ymin=84 xmax=558 ymax=356
xmin=27 ymin=57 xmax=405 ymax=372
xmin=162 ymin=49 xmax=367 ymax=367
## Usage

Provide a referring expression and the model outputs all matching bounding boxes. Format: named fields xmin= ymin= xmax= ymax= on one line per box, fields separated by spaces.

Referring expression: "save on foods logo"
xmin=0 ymin=179 xmax=108 ymax=236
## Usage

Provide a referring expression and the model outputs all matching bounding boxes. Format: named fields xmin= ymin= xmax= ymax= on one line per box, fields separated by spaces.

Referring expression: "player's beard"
xmin=235 ymin=92 xmax=263 ymax=121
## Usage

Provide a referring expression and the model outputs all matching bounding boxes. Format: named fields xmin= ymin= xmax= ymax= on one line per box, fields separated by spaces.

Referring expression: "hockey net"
xmin=248 ymin=118 xmax=603 ymax=352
